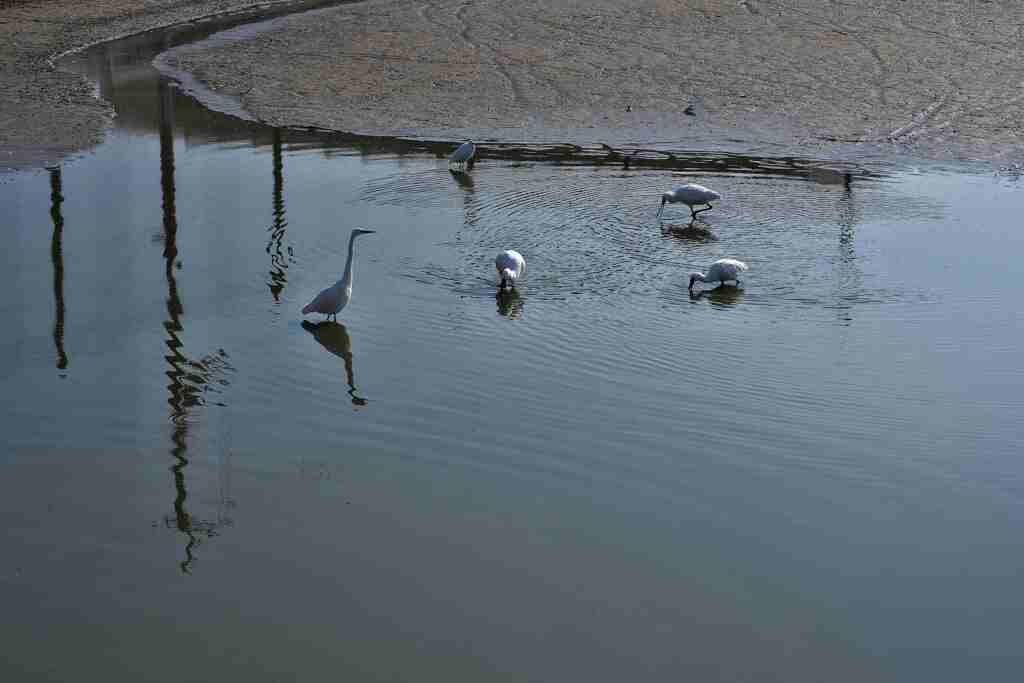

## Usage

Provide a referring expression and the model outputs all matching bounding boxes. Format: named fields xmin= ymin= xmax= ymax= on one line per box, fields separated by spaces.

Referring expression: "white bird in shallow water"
xmin=302 ymin=228 xmax=375 ymax=320
xmin=449 ymin=140 xmax=476 ymax=169
xmin=495 ymin=250 xmax=525 ymax=290
xmin=658 ymin=183 xmax=721 ymax=219
xmin=688 ymin=258 xmax=748 ymax=291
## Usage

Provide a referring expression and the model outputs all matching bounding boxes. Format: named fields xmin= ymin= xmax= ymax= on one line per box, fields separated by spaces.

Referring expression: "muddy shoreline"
xmin=6 ymin=0 xmax=1024 ymax=171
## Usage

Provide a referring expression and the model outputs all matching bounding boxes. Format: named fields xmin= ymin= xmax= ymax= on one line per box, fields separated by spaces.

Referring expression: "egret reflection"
xmin=48 ymin=166 xmax=68 ymax=372
xmin=449 ymin=168 xmax=475 ymax=190
xmin=302 ymin=320 xmax=368 ymax=406
xmin=496 ymin=288 xmax=524 ymax=318
xmin=690 ymin=285 xmax=744 ymax=307
xmin=449 ymin=167 xmax=479 ymax=227
xmin=661 ymin=220 xmax=717 ymax=242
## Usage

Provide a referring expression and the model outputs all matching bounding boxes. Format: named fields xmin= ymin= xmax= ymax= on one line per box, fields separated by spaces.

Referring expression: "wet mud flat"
xmin=7 ymin=1 xmax=1024 ymax=171
xmin=159 ymin=0 xmax=1024 ymax=162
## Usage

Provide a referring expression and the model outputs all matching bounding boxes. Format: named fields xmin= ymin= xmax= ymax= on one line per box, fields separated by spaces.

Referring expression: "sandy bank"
xmin=6 ymin=0 xmax=1024 ymax=170
xmin=160 ymin=0 xmax=1024 ymax=162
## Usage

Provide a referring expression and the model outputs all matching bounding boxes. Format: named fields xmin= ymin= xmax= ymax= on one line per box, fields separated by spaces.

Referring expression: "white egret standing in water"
xmin=495 ymin=250 xmax=525 ymax=290
xmin=688 ymin=258 xmax=748 ymax=291
xmin=302 ymin=228 xmax=375 ymax=320
xmin=658 ymin=183 xmax=721 ymax=219
xmin=449 ymin=140 xmax=476 ymax=169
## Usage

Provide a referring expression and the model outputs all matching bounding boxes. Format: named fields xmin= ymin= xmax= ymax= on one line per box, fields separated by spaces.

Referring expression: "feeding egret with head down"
xmin=495 ymin=250 xmax=525 ymax=290
xmin=301 ymin=228 xmax=375 ymax=320
xmin=449 ymin=140 xmax=476 ymax=169
xmin=659 ymin=183 xmax=721 ymax=219
xmin=688 ymin=258 xmax=748 ymax=291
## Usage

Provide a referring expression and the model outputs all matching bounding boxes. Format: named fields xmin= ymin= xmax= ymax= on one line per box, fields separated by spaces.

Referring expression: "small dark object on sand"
xmin=684 ymin=104 xmax=696 ymax=116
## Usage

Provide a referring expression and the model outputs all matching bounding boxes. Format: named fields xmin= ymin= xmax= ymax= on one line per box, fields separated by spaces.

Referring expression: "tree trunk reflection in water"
xmin=157 ymin=76 xmax=235 ymax=574
xmin=267 ymin=128 xmax=291 ymax=301
xmin=48 ymin=166 xmax=68 ymax=373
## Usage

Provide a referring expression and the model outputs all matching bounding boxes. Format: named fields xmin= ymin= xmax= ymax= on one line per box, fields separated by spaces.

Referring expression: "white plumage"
xmin=688 ymin=258 xmax=748 ymax=291
xmin=495 ymin=250 xmax=526 ymax=290
xmin=449 ymin=140 xmax=476 ymax=169
xmin=658 ymin=183 xmax=722 ymax=219
xmin=302 ymin=228 xmax=375 ymax=320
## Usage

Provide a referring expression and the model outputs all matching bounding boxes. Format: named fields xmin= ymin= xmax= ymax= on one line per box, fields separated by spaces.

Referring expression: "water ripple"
xmin=371 ymin=162 xmax=938 ymax=311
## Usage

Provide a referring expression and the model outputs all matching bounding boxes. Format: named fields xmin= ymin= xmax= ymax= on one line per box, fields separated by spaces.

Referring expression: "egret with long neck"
xmin=302 ymin=228 xmax=375 ymax=320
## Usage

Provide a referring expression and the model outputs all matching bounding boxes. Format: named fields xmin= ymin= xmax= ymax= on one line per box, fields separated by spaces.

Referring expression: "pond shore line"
xmin=6 ymin=0 xmax=1024 ymax=172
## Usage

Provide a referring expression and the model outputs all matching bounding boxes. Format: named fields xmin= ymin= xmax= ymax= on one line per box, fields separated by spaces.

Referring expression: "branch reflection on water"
xmin=302 ymin=320 xmax=368 ymax=406
xmin=157 ymin=76 xmax=235 ymax=574
xmin=48 ymin=166 xmax=68 ymax=373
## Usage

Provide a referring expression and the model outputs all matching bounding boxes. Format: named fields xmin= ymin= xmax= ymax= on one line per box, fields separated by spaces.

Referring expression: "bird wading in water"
xmin=688 ymin=258 xmax=748 ymax=291
xmin=495 ymin=250 xmax=525 ymax=291
xmin=658 ymin=183 xmax=721 ymax=219
xmin=449 ymin=141 xmax=476 ymax=170
xmin=302 ymin=228 xmax=375 ymax=321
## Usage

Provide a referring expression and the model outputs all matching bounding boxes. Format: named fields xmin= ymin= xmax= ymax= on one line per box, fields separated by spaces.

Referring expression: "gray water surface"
xmin=2 ymin=8 xmax=1024 ymax=683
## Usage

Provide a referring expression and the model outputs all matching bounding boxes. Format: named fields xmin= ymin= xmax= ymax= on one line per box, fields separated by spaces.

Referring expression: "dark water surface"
xmin=3 ymin=8 xmax=1024 ymax=682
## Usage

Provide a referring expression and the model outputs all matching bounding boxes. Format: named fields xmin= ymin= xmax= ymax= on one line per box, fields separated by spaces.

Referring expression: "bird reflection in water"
xmin=266 ymin=128 xmax=292 ymax=301
xmin=449 ymin=167 xmax=479 ymax=227
xmin=689 ymin=285 xmax=744 ymax=307
xmin=157 ymin=76 xmax=235 ymax=574
xmin=496 ymin=288 xmax=525 ymax=318
xmin=48 ymin=166 xmax=69 ymax=373
xmin=661 ymin=220 xmax=717 ymax=242
xmin=449 ymin=168 xmax=475 ymax=190
xmin=302 ymin=320 xmax=368 ymax=406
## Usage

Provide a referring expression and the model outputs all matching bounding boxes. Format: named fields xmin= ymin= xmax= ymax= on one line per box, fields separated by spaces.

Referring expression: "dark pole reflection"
xmin=301 ymin=321 xmax=368 ymax=406
xmin=157 ymin=75 xmax=197 ymax=573
xmin=834 ymin=172 xmax=859 ymax=325
xmin=267 ymin=128 xmax=291 ymax=301
xmin=48 ymin=167 xmax=68 ymax=372
xmin=838 ymin=172 xmax=857 ymax=262
xmin=157 ymin=77 xmax=236 ymax=573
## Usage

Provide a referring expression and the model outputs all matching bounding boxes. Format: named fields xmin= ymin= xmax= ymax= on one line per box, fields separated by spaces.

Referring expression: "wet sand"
xmin=158 ymin=0 xmax=1024 ymax=162
xmin=7 ymin=0 xmax=1024 ymax=168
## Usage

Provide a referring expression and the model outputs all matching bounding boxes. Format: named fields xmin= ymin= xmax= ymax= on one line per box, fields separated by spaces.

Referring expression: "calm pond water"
xmin=2 ymin=7 xmax=1024 ymax=682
